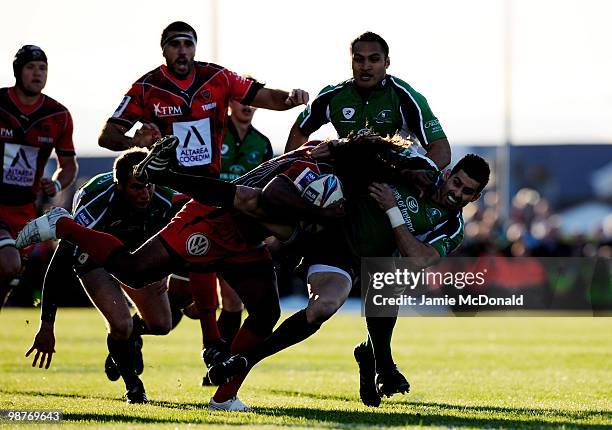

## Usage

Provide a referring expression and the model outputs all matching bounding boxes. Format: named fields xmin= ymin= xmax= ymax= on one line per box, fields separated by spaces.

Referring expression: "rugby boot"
xmin=201 ymin=338 xmax=230 ymax=386
xmin=104 ymin=354 xmax=121 ymax=382
xmin=208 ymin=396 xmax=252 ymax=412
xmin=133 ymin=135 xmax=179 ymax=182
xmin=375 ymin=365 xmax=410 ymax=398
xmin=15 ymin=207 xmax=72 ymax=249
xmin=353 ymin=344 xmax=381 ymax=407
xmin=125 ymin=378 xmax=148 ymax=404
xmin=207 ymin=354 xmax=249 ymax=386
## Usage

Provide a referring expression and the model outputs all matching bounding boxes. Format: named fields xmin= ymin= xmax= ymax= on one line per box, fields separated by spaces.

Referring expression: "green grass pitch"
xmin=0 ymin=308 xmax=610 ymax=429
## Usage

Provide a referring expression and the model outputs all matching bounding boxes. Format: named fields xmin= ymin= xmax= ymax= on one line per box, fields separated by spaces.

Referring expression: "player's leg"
xmin=207 ymin=267 xmax=351 ymax=386
xmin=209 ymin=259 xmax=280 ymax=411
xmin=217 ymin=276 xmax=243 ymax=344
xmin=79 ymin=268 xmax=147 ymax=403
xmin=0 ymin=228 xmax=20 ymax=309
xmin=17 ymin=208 xmax=175 ymax=288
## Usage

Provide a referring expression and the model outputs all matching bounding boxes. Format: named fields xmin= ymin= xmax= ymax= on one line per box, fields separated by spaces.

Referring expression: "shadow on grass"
xmin=256 ymin=402 xmax=610 ymax=430
xmin=4 ymin=388 xmax=610 ymax=429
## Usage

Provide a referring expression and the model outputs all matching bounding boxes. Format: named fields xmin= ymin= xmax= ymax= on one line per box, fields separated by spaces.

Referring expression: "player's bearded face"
xmin=351 ymin=41 xmax=389 ymax=89
xmin=20 ymin=61 xmax=47 ymax=95
xmin=163 ymin=34 xmax=196 ymax=78
xmin=438 ymin=170 xmax=481 ymax=210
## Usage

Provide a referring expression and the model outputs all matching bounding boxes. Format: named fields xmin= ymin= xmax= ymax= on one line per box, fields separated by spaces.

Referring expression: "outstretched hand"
xmin=25 ymin=324 xmax=56 ymax=369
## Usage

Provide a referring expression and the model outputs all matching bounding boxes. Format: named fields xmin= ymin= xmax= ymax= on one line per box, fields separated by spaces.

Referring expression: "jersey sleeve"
xmin=108 ymin=81 xmax=145 ymax=128
xmin=54 ymin=110 xmax=75 ymax=156
xmin=423 ymin=214 xmax=464 ymax=257
xmin=72 ymin=173 xmax=115 ymax=228
xmin=294 ymin=85 xmax=335 ymax=136
xmin=225 ymin=70 xmax=264 ymax=106
xmin=390 ymin=77 xmax=447 ymax=148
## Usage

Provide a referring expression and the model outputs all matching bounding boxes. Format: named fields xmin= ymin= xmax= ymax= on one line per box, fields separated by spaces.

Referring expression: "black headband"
xmin=161 ymin=33 xmax=197 ymax=49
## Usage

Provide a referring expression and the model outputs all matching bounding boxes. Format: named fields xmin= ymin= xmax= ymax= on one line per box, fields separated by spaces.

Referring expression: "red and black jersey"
xmin=108 ymin=62 xmax=263 ymax=178
xmin=0 ymin=87 xmax=75 ymax=205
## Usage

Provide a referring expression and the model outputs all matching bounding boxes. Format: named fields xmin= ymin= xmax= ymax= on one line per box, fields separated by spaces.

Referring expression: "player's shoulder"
xmin=387 ymin=75 xmax=426 ymax=100
xmin=79 ymin=172 xmax=115 ymax=195
xmin=134 ymin=66 xmax=164 ymax=84
xmin=39 ymin=93 xmax=70 ymax=115
xmin=316 ymin=79 xmax=352 ymax=97
xmin=194 ymin=61 xmax=225 ymax=72
xmin=249 ymin=126 xmax=271 ymax=143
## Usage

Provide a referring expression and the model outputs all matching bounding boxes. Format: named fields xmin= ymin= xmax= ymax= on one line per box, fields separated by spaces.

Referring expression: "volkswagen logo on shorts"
xmin=186 ymin=233 xmax=210 ymax=256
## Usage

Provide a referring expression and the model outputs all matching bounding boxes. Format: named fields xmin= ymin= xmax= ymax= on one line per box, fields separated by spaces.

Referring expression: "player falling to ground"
xmin=171 ymin=135 xmax=489 ymax=408
xmin=0 ymin=45 xmax=77 ymax=310
xmin=16 ymin=132 xmax=489 ymax=410
xmin=25 ymin=149 xmax=192 ymax=403
xmin=285 ymin=31 xmax=451 ymax=193
xmin=97 ymin=21 xmax=310 ymax=378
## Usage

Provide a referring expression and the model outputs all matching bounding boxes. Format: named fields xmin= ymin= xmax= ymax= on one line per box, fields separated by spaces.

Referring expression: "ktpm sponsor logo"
xmin=186 ymin=233 xmax=210 ymax=256
xmin=0 ymin=128 xmax=13 ymax=138
xmin=154 ymin=103 xmax=183 ymax=117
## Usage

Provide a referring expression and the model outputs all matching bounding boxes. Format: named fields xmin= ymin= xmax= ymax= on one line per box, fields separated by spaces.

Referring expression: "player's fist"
xmin=285 ymin=89 xmax=309 ymax=108
xmin=133 ymin=123 xmax=162 ymax=148
xmin=40 ymin=177 xmax=59 ymax=197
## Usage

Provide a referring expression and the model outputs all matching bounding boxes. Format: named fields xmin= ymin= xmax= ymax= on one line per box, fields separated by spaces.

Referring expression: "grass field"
xmin=0 ymin=308 xmax=610 ymax=429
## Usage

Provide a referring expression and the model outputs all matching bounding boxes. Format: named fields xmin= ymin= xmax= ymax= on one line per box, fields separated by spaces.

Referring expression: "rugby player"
xmin=0 ymin=45 xmax=77 ymax=310
xmin=25 ymin=149 xmax=189 ymax=403
xmin=97 ymin=21 xmax=309 ymax=374
xmin=203 ymin=147 xmax=490 ymax=408
xmin=285 ymin=31 xmax=450 ymax=194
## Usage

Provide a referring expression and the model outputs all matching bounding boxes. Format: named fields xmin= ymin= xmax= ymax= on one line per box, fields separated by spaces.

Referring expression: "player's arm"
xmin=40 ymin=155 xmax=78 ymax=198
xmin=285 ymin=121 xmax=309 ymax=153
xmin=25 ymin=240 xmax=74 ymax=369
xmin=259 ymin=176 xmax=344 ymax=223
xmin=369 ymin=182 xmax=440 ymax=269
xmin=250 ymin=88 xmax=309 ymax=111
xmin=425 ymin=138 xmax=451 ymax=170
xmin=98 ymin=121 xmax=161 ymax=151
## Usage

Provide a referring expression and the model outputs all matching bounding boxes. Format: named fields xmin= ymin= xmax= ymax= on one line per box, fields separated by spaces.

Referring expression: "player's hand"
xmin=40 ymin=177 xmax=58 ymax=197
xmin=369 ymin=182 xmax=396 ymax=211
xmin=25 ymin=323 xmax=56 ymax=369
xmin=133 ymin=123 xmax=162 ymax=148
xmin=309 ymin=141 xmax=333 ymax=160
xmin=400 ymin=169 xmax=437 ymax=198
xmin=285 ymin=89 xmax=309 ymax=108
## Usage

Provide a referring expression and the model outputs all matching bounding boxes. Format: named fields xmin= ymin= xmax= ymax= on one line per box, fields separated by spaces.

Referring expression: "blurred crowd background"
xmin=6 ymin=142 xmax=612 ymax=312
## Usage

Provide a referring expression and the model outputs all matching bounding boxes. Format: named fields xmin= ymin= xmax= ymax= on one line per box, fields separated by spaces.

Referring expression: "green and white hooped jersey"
xmin=71 ymin=172 xmax=178 ymax=248
xmin=295 ymin=76 xmax=446 ymax=149
xmin=344 ymin=185 xmax=464 ymax=258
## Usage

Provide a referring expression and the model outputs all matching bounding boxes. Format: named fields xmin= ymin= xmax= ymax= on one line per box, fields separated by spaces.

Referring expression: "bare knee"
xmin=108 ymin=317 xmax=133 ymax=340
xmin=306 ymin=297 xmax=344 ymax=325
xmin=145 ymin=318 xmax=172 ymax=335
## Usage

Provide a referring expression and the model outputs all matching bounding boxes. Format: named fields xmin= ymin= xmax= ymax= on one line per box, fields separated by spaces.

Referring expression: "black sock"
xmin=157 ymin=169 xmax=237 ymax=208
xmin=217 ymin=310 xmax=242 ymax=343
xmin=107 ymin=334 xmax=139 ymax=387
xmin=365 ymin=316 xmax=397 ymax=372
xmin=131 ymin=313 xmax=149 ymax=336
xmin=245 ymin=309 xmax=321 ymax=365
